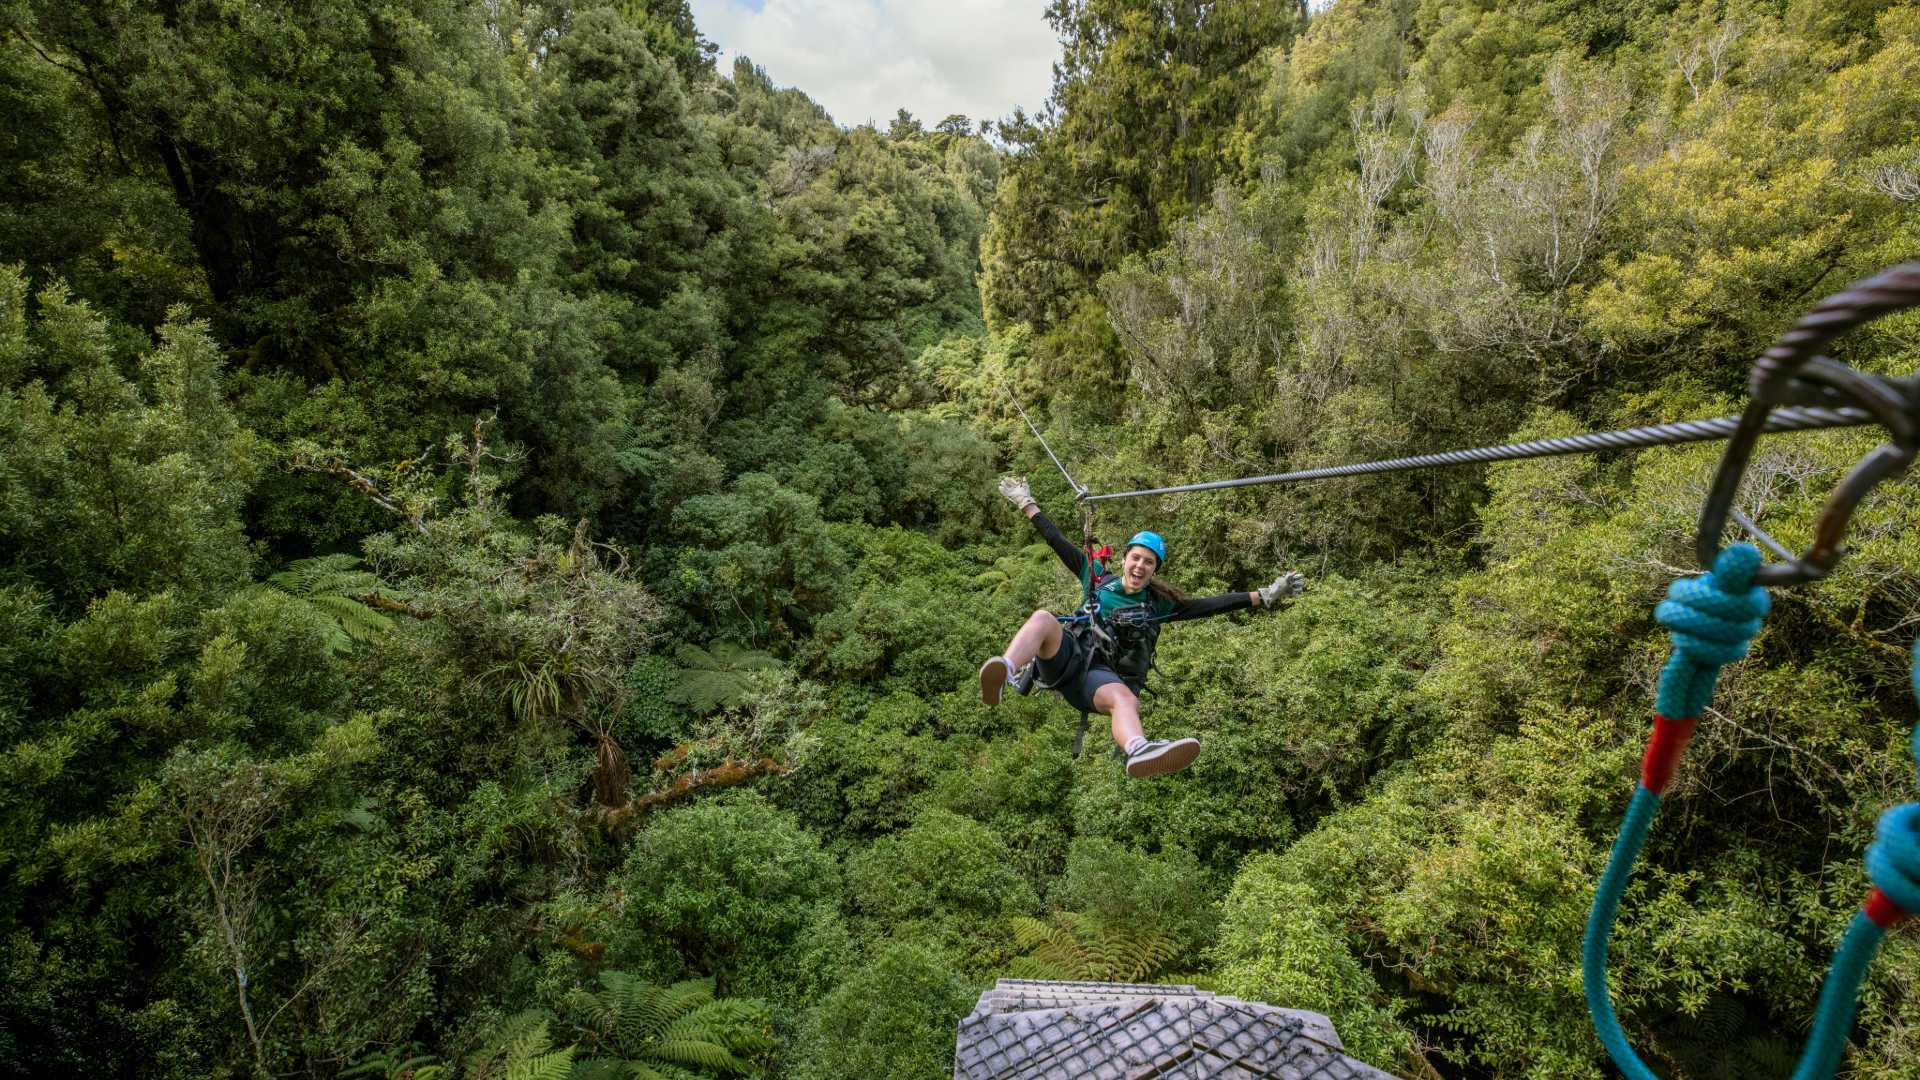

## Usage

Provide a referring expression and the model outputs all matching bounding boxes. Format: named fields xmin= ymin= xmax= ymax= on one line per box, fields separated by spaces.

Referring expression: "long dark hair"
xmin=1145 ymin=577 xmax=1189 ymax=604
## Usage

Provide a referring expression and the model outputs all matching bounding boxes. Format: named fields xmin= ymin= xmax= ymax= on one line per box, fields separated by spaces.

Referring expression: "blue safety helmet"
xmin=1124 ymin=530 xmax=1167 ymax=568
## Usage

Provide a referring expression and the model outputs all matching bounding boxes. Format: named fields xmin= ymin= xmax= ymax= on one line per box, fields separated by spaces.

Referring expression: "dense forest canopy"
xmin=1 ymin=0 xmax=1917 ymax=1077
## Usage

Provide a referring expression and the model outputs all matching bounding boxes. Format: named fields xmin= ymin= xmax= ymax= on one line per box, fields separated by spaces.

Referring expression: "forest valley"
xmin=3 ymin=1 xmax=1919 ymax=1077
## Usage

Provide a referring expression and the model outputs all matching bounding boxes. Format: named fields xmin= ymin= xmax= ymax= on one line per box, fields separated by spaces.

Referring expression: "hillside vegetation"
xmin=2 ymin=1 xmax=1918 ymax=1077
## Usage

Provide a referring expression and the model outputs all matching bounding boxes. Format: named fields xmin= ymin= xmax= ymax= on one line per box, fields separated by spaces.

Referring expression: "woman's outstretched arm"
xmin=999 ymin=475 xmax=1087 ymax=576
xmin=1161 ymin=591 xmax=1256 ymax=623
xmin=1027 ymin=506 xmax=1088 ymax=577
xmin=1162 ymin=572 xmax=1305 ymax=622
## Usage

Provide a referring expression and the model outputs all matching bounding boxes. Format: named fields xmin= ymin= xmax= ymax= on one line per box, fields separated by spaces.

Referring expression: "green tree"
xmin=981 ymin=0 xmax=1305 ymax=342
xmin=0 ymin=275 xmax=258 ymax=608
xmin=611 ymin=792 xmax=843 ymax=1000
xmin=664 ymin=472 xmax=845 ymax=642
xmin=790 ymin=942 xmax=977 ymax=1080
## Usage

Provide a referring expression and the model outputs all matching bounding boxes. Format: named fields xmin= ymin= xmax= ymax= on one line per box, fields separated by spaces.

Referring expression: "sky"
xmin=687 ymin=0 xmax=1063 ymax=130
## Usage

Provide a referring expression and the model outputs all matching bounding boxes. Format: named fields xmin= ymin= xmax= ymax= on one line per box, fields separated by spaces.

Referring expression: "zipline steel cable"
xmin=1048 ymin=264 xmax=1920 ymax=512
xmin=1080 ymin=405 xmax=1880 ymax=502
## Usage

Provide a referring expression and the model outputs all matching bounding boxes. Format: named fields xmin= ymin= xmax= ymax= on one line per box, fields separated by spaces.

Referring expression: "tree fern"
xmin=1656 ymin=992 xmax=1802 ymax=1080
xmin=567 ymin=971 xmax=771 ymax=1077
xmin=508 ymin=1048 xmax=575 ymax=1080
xmin=261 ymin=553 xmax=396 ymax=656
xmin=1010 ymin=912 xmax=1182 ymax=983
xmin=667 ymin=643 xmax=780 ymax=714
xmin=1738 ymin=1033 xmax=1797 ymax=1077
xmin=463 ymin=1011 xmax=573 ymax=1080
xmin=339 ymin=1046 xmax=442 ymax=1079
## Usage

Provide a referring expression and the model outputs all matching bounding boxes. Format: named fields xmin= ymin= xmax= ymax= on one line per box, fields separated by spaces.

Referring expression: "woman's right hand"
xmin=997 ymin=475 xmax=1037 ymax=512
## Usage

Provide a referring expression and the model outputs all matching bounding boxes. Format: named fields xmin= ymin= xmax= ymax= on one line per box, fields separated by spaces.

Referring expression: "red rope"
xmin=1864 ymin=887 xmax=1909 ymax=930
xmin=1640 ymin=714 xmax=1699 ymax=796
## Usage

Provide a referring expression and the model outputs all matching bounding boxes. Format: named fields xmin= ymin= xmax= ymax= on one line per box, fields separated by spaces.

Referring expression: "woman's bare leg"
xmin=1093 ymin=681 xmax=1144 ymax=749
xmin=1003 ymin=609 xmax=1063 ymax=669
xmin=1097 ymin=682 xmax=1199 ymax=777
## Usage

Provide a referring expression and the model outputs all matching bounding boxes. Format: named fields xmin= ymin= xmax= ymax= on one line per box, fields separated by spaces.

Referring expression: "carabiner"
xmin=1696 ymin=263 xmax=1920 ymax=585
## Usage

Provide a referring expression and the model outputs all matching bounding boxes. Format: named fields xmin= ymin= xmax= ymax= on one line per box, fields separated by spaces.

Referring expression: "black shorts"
xmin=1036 ymin=622 xmax=1132 ymax=714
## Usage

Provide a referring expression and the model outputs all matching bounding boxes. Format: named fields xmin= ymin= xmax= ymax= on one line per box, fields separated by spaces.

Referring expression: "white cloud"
xmin=689 ymin=0 xmax=1061 ymax=130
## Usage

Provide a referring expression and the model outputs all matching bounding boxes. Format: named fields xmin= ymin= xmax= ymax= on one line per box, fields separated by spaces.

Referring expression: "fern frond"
xmin=1008 ymin=914 xmax=1047 ymax=949
xmin=468 ymin=1010 xmax=552 ymax=1075
xmin=1011 ymin=912 xmax=1180 ymax=983
xmin=657 ymin=1000 xmax=771 ymax=1057
xmin=654 ymin=978 xmax=717 ymax=1021
xmin=568 ymin=1058 xmax=629 ymax=1080
xmin=597 ymin=970 xmax=668 ymax=1050
xmin=667 ymin=644 xmax=779 ymax=713
xmin=307 ymin=593 xmax=396 ymax=641
xmin=565 ymin=986 xmax=612 ymax=1042
xmin=1739 ymin=1033 xmax=1797 ymax=1076
xmin=502 ymin=1015 xmax=556 ymax=1069
xmin=1102 ymin=927 xmax=1177 ymax=982
xmin=1695 ymin=993 xmax=1744 ymax=1043
xmin=646 ymin=1039 xmax=745 ymax=1074
xmin=268 ymin=553 xmax=369 ymax=596
xmin=505 ymin=1046 xmax=573 ymax=1080
xmin=1007 ymin=955 xmax=1071 ymax=981
xmin=262 ymin=554 xmax=396 ymax=655
xmin=669 ymin=998 xmax=772 ymax=1049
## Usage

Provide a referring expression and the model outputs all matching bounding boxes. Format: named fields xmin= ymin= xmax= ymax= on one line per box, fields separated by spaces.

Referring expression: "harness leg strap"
xmin=1073 ymin=711 xmax=1089 ymax=756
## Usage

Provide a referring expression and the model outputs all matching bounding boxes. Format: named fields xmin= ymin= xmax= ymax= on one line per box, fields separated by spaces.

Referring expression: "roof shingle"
xmin=953 ymin=979 xmax=1398 ymax=1080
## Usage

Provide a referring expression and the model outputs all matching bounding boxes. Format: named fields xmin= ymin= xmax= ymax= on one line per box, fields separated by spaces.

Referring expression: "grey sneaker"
xmin=1125 ymin=737 xmax=1201 ymax=779
xmin=978 ymin=656 xmax=1013 ymax=705
xmin=1009 ymin=658 xmax=1037 ymax=696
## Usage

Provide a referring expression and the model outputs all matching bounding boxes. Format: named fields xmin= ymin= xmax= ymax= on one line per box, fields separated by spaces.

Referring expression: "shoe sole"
xmin=1126 ymin=738 xmax=1201 ymax=779
xmin=979 ymin=657 xmax=1009 ymax=706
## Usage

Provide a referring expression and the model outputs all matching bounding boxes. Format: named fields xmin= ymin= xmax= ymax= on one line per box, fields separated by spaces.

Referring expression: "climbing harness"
xmin=1581 ymin=264 xmax=1920 ymax=1079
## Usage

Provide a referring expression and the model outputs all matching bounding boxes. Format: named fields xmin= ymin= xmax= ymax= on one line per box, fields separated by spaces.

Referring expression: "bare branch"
xmin=288 ymin=453 xmax=429 ymax=536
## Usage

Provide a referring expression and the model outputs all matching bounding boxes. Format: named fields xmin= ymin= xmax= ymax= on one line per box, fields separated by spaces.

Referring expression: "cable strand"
xmin=1004 ymin=387 xmax=1088 ymax=498
xmin=1083 ymin=406 xmax=1874 ymax=502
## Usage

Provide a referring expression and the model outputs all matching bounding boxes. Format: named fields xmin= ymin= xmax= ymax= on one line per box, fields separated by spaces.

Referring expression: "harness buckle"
xmin=1697 ymin=264 xmax=1920 ymax=586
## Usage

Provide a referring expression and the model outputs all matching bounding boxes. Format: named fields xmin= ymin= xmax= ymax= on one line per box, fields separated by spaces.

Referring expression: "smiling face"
xmin=1119 ymin=545 xmax=1159 ymax=592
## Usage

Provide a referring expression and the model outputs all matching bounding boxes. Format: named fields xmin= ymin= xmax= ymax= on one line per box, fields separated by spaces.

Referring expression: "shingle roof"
xmin=953 ymin=979 xmax=1398 ymax=1080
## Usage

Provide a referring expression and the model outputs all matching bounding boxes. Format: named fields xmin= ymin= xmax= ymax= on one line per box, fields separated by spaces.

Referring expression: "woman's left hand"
xmin=1258 ymin=571 xmax=1306 ymax=606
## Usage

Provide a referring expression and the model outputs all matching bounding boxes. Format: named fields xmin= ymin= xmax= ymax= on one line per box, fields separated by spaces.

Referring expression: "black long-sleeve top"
xmin=1029 ymin=509 xmax=1254 ymax=622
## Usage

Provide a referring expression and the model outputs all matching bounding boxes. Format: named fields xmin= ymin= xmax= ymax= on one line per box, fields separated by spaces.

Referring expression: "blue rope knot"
xmin=1872 ymin=639 xmax=1920 ymax=916
xmin=1654 ymin=544 xmax=1770 ymax=719
xmin=1868 ymin=804 xmax=1920 ymax=915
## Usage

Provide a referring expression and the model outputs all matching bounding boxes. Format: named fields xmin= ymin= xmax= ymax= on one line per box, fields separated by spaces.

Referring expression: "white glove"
xmin=997 ymin=475 xmax=1036 ymax=512
xmin=1258 ymin=571 xmax=1305 ymax=606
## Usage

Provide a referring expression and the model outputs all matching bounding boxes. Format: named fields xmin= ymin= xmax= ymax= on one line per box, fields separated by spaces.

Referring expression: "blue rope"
xmin=1785 ymin=640 xmax=1919 ymax=1078
xmin=1869 ymin=801 xmax=1920 ymax=913
xmin=1583 ymin=785 xmax=1663 ymax=1080
xmin=1586 ymin=546 xmax=1920 ymax=1079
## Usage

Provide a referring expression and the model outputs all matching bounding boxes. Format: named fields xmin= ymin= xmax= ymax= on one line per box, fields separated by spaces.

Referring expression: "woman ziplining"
xmin=967 ymin=264 xmax=1920 ymax=1076
xmin=977 ymin=475 xmax=1306 ymax=778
